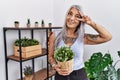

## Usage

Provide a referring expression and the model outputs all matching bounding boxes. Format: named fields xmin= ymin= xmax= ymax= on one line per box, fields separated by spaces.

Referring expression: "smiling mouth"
xmin=68 ymin=20 xmax=75 ymax=25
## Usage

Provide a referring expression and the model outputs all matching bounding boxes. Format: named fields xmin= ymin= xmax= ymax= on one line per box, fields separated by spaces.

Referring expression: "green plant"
xmin=35 ymin=21 xmax=38 ymax=24
xmin=24 ymin=66 xmax=33 ymax=76
xmin=14 ymin=21 xmax=19 ymax=24
xmin=41 ymin=20 xmax=44 ymax=25
xmin=85 ymin=51 xmax=120 ymax=80
xmin=54 ymin=46 xmax=74 ymax=62
xmin=41 ymin=19 xmax=45 ymax=27
xmin=27 ymin=19 xmax=30 ymax=24
xmin=14 ymin=37 xmax=39 ymax=47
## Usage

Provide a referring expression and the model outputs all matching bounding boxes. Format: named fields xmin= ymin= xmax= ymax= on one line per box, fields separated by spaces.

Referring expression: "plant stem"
xmin=114 ymin=59 xmax=120 ymax=67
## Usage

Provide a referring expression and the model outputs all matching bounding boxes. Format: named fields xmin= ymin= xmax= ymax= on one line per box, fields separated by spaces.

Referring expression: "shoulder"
xmin=53 ymin=29 xmax=61 ymax=36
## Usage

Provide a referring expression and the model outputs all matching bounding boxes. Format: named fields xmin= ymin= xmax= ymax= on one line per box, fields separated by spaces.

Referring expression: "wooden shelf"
xmin=7 ymin=48 xmax=47 ymax=62
xmin=3 ymin=27 xmax=62 ymax=80
xmin=33 ymin=68 xmax=56 ymax=80
xmin=18 ymin=67 xmax=56 ymax=80
xmin=3 ymin=27 xmax=62 ymax=30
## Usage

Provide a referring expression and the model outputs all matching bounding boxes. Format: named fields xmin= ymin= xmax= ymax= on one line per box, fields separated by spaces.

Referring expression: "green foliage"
xmin=118 ymin=51 xmax=120 ymax=58
xmin=41 ymin=20 xmax=44 ymax=24
xmin=54 ymin=46 xmax=74 ymax=62
xmin=24 ymin=66 xmax=33 ymax=76
xmin=14 ymin=21 xmax=19 ymax=24
xmin=107 ymin=65 xmax=118 ymax=80
xmin=14 ymin=37 xmax=39 ymax=47
xmin=84 ymin=52 xmax=113 ymax=79
xmin=85 ymin=51 xmax=120 ymax=80
xmin=117 ymin=69 xmax=120 ymax=80
xmin=27 ymin=19 xmax=30 ymax=24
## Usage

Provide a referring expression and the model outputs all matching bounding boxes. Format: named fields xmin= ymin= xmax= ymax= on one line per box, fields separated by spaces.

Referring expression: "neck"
xmin=67 ymin=28 xmax=76 ymax=36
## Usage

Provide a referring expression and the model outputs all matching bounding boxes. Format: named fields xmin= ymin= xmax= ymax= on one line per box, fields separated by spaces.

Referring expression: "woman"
xmin=48 ymin=5 xmax=112 ymax=80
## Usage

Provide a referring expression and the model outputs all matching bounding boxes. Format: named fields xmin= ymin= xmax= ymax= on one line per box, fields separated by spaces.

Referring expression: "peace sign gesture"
xmin=77 ymin=15 xmax=93 ymax=26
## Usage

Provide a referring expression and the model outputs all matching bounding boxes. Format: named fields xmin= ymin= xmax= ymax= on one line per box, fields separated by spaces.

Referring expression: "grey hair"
xmin=55 ymin=5 xmax=85 ymax=49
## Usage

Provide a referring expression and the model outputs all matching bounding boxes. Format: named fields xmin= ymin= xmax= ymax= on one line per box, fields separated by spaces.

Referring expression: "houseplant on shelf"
xmin=24 ymin=66 xmax=33 ymax=80
xmin=54 ymin=46 xmax=75 ymax=74
xmin=85 ymin=51 xmax=120 ymax=80
xmin=27 ymin=19 xmax=31 ymax=28
xmin=41 ymin=19 xmax=45 ymax=28
xmin=14 ymin=37 xmax=42 ymax=58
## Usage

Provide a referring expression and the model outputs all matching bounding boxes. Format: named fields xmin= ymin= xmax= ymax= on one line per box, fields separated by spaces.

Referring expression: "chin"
xmin=67 ymin=25 xmax=76 ymax=29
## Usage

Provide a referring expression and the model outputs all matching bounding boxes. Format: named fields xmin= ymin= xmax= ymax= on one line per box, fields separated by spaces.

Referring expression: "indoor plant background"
xmin=85 ymin=51 xmax=120 ymax=80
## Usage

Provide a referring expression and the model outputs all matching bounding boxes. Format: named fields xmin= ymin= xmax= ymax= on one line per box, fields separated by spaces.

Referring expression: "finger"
xmin=76 ymin=18 xmax=85 ymax=22
xmin=59 ymin=71 xmax=70 ymax=76
xmin=79 ymin=11 xmax=84 ymax=17
xmin=60 ymin=69 xmax=68 ymax=72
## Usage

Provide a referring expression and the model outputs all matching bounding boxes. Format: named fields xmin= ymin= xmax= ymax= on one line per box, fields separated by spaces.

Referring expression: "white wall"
xmin=0 ymin=0 xmax=53 ymax=80
xmin=1 ymin=0 xmax=120 ymax=80
xmin=53 ymin=0 xmax=120 ymax=64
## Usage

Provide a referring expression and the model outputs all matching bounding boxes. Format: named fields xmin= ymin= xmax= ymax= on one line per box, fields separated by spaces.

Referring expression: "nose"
xmin=70 ymin=15 xmax=75 ymax=20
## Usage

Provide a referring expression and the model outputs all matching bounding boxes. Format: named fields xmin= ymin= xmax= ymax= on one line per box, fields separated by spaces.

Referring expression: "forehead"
xmin=69 ymin=7 xmax=80 ymax=14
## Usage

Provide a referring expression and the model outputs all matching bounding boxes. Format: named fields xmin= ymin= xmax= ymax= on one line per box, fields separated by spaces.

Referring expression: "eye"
xmin=68 ymin=12 xmax=72 ymax=16
xmin=75 ymin=15 xmax=81 ymax=18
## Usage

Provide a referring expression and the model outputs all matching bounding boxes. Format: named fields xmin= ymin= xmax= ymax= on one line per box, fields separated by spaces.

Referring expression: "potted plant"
xmin=85 ymin=51 xmax=120 ymax=80
xmin=14 ymin=21 xmax=19 ymax=28
xmin=24 ymin=66 xmax=33 ymax=80
xmin=48 ymin=23 xmax=52 ymax=27
xmin=41 ymin=19 xmax=45 ymax=28
xmin=27 ymin=19 xmax=31 ymax=28
xmin=14 ymin=37 xmax=42 ymax=58
xmin=35 ymin=21 xmax=39 ymax=27
xmin=54 ymin=46 xmax=75 ymax=73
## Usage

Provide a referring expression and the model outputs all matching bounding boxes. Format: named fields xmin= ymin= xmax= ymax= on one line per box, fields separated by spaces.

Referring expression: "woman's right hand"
xmin=54 ymin=64 xmax=70 ymax=76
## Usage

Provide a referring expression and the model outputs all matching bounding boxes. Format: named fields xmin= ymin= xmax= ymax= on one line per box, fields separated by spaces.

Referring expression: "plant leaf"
xmin=118 ymin=51 xmax=120 ymax=58
xmin=54 ymin=46 xmax=74 ymax=62
xmin=117 ymin=68 xmax=120 ymax=80
xmin=107 ymin=65 xmax=118 ymax=80
xmin=84 ymin=52 xmax=113 ymax=79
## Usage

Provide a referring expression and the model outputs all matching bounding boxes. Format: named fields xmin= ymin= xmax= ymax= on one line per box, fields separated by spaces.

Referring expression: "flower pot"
xmin=14 ymin=21 xmax=19 ymax=28
xmin=58 ymin=59 xmax=74 ymax=73
xmin=25 ymin=75 xmax=33 ymax=80
xmin=14 ymin=44 xmax=42 ymax=58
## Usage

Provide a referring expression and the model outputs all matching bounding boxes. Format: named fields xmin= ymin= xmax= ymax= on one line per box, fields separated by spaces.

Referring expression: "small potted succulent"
xmin=54 ymin=46 xmax=75 ymax=73
xmin=24 ymin=66 xmax=33 ymax=80
xmin=48 ymin=23 xmax=52 ymax=27
xmin=14 ymin=21 xmax=19 ymax=28
xmin=41 ymin=19 xmax=45 ymax=28
xmin=35 ymin=21 xmax=39 ymax=27
xmin=27 ymin=19 xmax=31 ymax=28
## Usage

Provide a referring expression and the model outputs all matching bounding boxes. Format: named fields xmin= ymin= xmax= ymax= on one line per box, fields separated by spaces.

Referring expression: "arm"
xmin=48 ymin=32 xmax=70 ymax=76
xmin=48 ymin=32 xmax=57 ymax=66
xmin=84 ymin=21 xmax=112 ymax=44
xmin=77 ymin=15 xmax=112 ymax=45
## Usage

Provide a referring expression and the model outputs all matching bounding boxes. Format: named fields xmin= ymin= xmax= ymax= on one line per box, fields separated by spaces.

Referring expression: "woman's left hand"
xmin=77 ymin=15 xmax=93 ymax=25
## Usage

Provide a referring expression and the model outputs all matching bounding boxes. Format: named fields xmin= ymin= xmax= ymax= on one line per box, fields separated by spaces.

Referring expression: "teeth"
xmin=69 ymin=22 xmax=74 ymax=25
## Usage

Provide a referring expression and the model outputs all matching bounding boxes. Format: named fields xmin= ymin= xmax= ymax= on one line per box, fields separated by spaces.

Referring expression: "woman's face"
xmin=66 ymin=7 xmax=81 ymax=29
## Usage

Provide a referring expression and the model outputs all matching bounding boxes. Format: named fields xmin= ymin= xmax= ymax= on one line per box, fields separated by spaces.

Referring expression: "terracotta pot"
xmin=58 ymin=59 xmax=74 ymax=73
xmin=25 ymin=75 xmax=33 ymax=80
